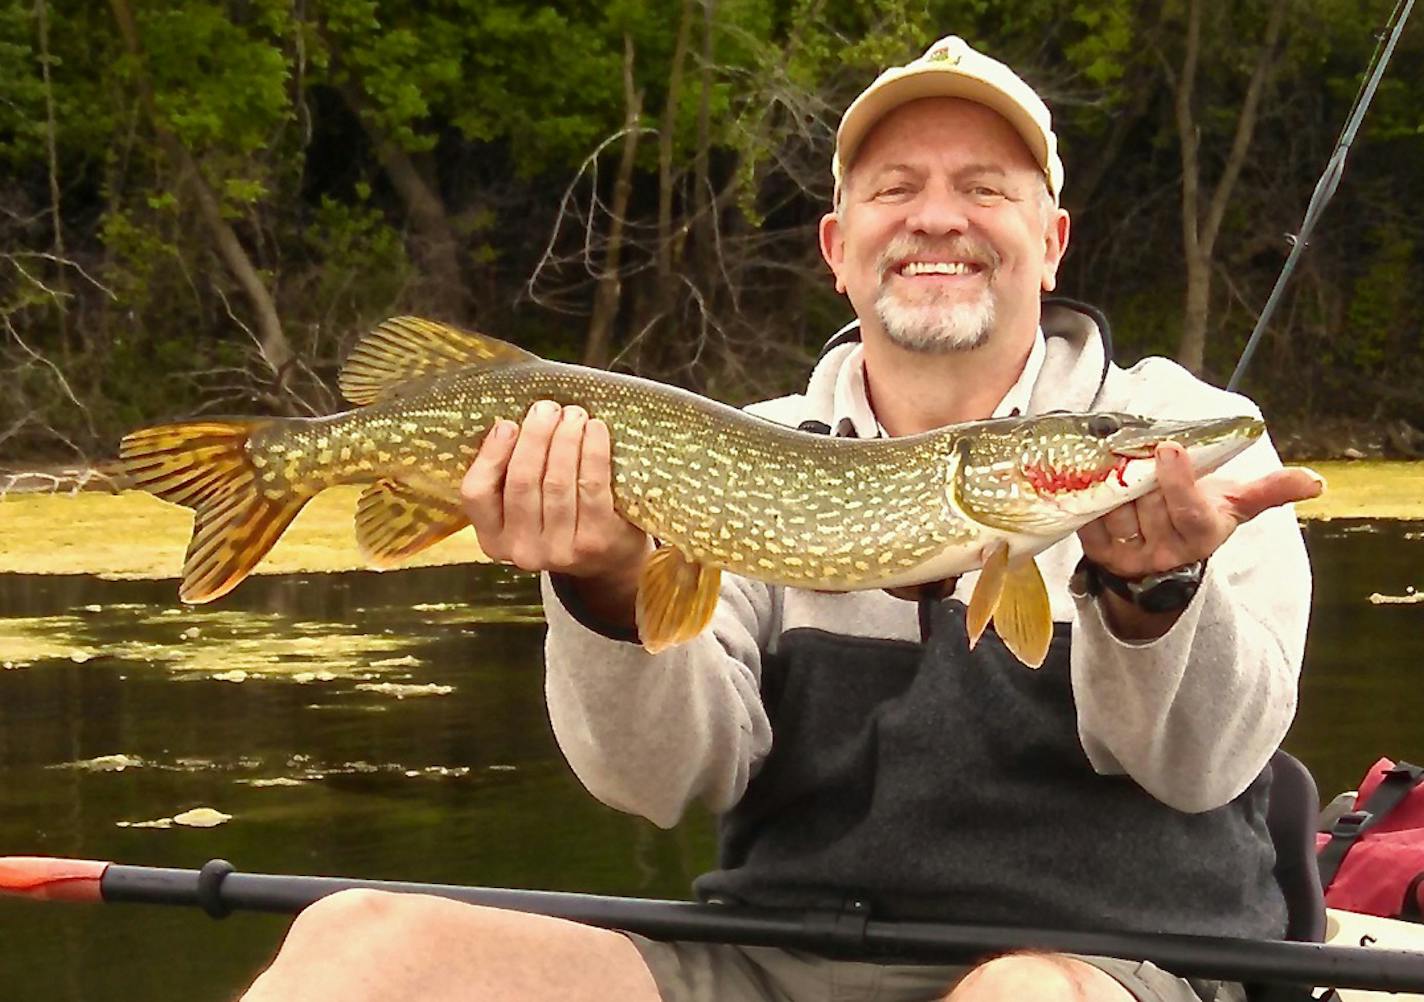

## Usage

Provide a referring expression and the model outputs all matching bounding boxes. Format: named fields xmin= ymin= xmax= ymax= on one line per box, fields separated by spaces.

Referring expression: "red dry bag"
xmin=1316 ymin=758 xmax=1424 ymax=921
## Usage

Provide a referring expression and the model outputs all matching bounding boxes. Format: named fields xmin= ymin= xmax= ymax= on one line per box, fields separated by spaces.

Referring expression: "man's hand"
xmin=1077 ymin=442 xmax=1324 ymax=638
xmin=460 ymin=400 xmax=650 ymax=626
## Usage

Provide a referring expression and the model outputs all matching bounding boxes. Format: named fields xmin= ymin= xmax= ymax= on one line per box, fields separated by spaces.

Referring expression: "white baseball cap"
xmin=832 ymin=35 xmax=1064 ymax=205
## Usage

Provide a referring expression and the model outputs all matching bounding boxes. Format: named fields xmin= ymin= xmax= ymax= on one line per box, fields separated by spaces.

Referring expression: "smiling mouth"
xmin=896 ymin=261 xmax=984 ymax=278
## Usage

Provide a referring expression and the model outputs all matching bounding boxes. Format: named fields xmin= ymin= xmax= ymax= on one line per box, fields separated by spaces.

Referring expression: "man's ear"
xmin=1041 ymin=209 xmax=1070 ymax=293
xmin=819 ymin=212 xmax=847 ymax=294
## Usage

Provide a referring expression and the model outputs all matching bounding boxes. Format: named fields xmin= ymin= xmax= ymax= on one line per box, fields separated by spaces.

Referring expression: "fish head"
xmin=951 ymin=411 xmax=1265 ymax=535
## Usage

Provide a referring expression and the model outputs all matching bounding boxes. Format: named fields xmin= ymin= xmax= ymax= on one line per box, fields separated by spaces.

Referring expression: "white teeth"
xmin=901 ymin=261 xmax=972 ymax=276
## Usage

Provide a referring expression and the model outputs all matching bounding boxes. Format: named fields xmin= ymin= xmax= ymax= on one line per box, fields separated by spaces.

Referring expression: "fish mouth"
xmin=1109 ymin=415 xmax=1264 ymax=464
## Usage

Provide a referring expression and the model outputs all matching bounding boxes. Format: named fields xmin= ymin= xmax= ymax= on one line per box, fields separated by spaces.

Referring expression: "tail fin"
xmin=119 ymin=421 xmax=310 ymax=602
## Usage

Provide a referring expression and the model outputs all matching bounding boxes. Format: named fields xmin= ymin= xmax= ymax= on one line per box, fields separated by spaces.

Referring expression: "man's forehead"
xmin=865 ymin=161 xmax=1011 ymax=179
xmin=850 ymin=98 xmax=1039 ymax=175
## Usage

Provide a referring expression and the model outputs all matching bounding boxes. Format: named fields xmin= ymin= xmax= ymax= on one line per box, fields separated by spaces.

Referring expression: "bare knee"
xmin=243 ymin=890 xmax=661 ymax=1002
xmin=944 ymin=953 xmax=1135 ymax=1002
xmin=281 ymin=889 xmax=412 ymax=954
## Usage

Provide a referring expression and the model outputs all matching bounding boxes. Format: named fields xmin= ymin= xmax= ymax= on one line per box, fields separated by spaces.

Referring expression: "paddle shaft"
xmin=92 ymin=860 xmax=1424 ymax=993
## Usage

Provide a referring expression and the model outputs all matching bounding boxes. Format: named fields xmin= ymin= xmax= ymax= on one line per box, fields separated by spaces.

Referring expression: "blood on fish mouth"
xmin=1023 ymin=455 xmax=1131 ymax=495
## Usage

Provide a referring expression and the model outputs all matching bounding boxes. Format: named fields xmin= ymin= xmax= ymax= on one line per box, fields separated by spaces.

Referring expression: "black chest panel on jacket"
xmin=694 ymin=599 xmax=1286 ymax=941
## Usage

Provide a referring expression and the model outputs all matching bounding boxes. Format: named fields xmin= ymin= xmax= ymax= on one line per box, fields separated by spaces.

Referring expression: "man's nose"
xmin=905 ymin=187 xmax=970 ymax=235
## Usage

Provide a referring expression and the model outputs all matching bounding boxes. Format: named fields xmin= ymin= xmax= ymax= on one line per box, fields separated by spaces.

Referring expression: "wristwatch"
xmin=1071 ymin=556 xmax=1206 ymax=615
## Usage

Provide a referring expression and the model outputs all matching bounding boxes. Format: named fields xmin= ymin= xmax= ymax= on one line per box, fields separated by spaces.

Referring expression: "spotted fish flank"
xmin=120 ymin=317 xmax=1264 ymax=667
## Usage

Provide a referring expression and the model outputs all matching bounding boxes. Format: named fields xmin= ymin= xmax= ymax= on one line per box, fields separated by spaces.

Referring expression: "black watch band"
xmin=1072 ymin=556 xmax=1206 ymax=615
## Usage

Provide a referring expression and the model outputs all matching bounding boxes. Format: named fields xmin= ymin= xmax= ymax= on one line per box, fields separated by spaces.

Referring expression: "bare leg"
xmin=943 ymin=954 xmax=1137 ymax=1002
xmin=238 ymin=890 xmax=662 ymax=1002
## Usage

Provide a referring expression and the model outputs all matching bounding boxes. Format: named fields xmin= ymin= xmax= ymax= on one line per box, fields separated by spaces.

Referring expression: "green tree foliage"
xmin=1 ymin=0 xmax=1421 ymax=462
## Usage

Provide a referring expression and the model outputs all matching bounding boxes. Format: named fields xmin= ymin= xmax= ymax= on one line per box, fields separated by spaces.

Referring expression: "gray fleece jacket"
xmin=539 ymin=301 xmax=1310 ymax=937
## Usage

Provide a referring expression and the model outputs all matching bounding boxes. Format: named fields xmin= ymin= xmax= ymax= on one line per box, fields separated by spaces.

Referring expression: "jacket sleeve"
xmin=1069 ymin=431 xmax=1311 ymax=813
xmin=539 ymin=570 xmax=777 ymax=829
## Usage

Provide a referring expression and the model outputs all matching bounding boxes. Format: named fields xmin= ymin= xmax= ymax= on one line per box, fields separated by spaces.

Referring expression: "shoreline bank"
xmin=0 ymin=462 xmax=1419 ymax=580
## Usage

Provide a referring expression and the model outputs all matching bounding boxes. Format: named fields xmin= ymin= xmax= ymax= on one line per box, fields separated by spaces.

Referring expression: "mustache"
xmin=876 ymin=235 xmax=1000 ymax=277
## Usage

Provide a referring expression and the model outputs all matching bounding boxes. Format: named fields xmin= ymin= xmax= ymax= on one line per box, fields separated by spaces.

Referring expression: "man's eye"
xmin=877 ymin=185 xmax=911 ymax=198
xmin=970 ymin=186 xmax=1003 ymax=198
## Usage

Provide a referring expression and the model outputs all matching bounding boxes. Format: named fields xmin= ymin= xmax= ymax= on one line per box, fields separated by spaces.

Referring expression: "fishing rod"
xmin=1227 ymin=0 xmax=1416 ymax=391
xmin=5 ymin=855 xmax=1424 ymax=994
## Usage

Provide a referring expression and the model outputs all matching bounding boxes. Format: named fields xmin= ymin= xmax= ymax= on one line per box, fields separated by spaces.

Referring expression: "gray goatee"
xmin=874 ymin=236 xmax=999 ymax=353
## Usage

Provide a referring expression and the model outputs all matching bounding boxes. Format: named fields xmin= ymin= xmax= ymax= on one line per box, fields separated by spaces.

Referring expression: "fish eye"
xmin=1087 ymin=414 xmax=1121 ymax=438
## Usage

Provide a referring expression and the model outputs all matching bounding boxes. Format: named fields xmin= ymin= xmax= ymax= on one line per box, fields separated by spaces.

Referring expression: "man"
xmin=241 ymin=36 xmax=1322 ymax=1002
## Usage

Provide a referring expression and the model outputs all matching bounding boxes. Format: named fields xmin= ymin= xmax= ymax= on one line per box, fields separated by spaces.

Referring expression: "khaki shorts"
xmin=624 ymin=936 xmax=1248 ymax=1002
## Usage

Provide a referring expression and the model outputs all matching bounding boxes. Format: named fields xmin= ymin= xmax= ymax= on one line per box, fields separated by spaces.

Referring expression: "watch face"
xmin=1137 ymin=580 xmax=1199 ymax=614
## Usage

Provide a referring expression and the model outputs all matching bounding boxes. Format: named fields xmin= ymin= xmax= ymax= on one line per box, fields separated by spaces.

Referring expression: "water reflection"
xmin=0 ymin=521 xmax=1420 ymax=997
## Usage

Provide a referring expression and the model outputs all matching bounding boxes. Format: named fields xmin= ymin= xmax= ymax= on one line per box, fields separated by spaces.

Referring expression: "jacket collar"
xmin=797 ymin=298 xmax=1112 ymax=438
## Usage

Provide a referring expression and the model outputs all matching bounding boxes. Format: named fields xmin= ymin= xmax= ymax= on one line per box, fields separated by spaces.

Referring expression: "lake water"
xmin=0 ymin=520 xmax=1420 ymax=999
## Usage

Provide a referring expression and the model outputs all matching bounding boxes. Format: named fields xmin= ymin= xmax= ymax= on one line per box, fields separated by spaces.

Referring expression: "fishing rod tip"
xmin=0 ymin=856 xmax=109 ymax=903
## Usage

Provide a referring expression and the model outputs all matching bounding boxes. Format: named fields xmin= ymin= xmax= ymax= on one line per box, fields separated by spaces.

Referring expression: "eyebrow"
xmin=954 ymin=163 xmax=1011 ymax=180
xmin=864 ymin=162 xmax=920 ymax=179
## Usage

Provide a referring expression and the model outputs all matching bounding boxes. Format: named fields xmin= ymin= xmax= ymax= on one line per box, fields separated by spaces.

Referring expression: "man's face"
xmin=820 ymin=98 xmax=1069 ymax=354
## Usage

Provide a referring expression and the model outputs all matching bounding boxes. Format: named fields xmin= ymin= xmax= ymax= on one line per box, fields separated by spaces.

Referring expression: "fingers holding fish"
xmin=459 ymin=402 xmax=645 ymax=581
xmin=1077 ymin=514 xmax=1123 ymax=569
xmin=505 ymin=399 xmax=561 ymax=519
xmin=460 ymin=400 xmax=562 ymax=563
xmin=499 ymin=400 xmax=564 ymax=566
xmin=461 ymin=419 xmax=519 ymax=551
xmin=1157 ymin=463 xmax=1324 ymax=567
xmin=1132 ymin=490 xmax=1192 ymax=573
xmin=1154 ymin=441 xmax=1241 ymax=562
xmin=523 ymin=404 xmax=647 ymax=577
xmin=1097 ymin=502 xmax=1144 ymax=549
xmin=541 ymin=405 xmax=588 ymax=564
xmin=576 ymin=418 xmax=615 ymax=520
xmin=1079 ymin=498 xmax=1155 ymax=575
xmin=1155 ymin=442 xmax=1216 ymax=540
xmin=569 ymin=418 xmax=651 ymax=576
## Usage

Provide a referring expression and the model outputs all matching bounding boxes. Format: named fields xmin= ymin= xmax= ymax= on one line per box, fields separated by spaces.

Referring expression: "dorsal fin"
xmin=338 ymin=316 xmax=538 ymax=405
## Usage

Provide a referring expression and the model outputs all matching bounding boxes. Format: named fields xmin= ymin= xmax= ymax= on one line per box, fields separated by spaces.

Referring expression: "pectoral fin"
xmin=965 ymin=541 xmax=1053 ymax=668
xmin=355 ymin=479 xmax=485 ymax=567
xmin=635 ymin=544 xmax=721 ymax=654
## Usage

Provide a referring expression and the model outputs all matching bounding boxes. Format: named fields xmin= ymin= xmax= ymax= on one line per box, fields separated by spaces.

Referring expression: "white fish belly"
xmin=862 ymin=529 xmax=1063 ymax=591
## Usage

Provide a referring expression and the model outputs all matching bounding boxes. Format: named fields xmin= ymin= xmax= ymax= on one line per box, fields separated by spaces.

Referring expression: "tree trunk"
xmin=1064 ymin=1 xmax=1163 ymax=216
xmin=692 ymin=0 xmax=716 ymax=271
xmin=584 ymin=35 xmax=644 ymax=368
xmin=1171 ymin=0 xmax=1289 ymax=373
xmin=336 ymin=83 xmax=471 ymax=321
xmin=655 ymin=0 xmax=695 ymax=327
xmin=107 ymin=0 xmax=295 ymax=383
xmin=36 ymin=0 xmax=69 ymax=367
xmin=1179 ymin=252 xmax=1212 ymax=374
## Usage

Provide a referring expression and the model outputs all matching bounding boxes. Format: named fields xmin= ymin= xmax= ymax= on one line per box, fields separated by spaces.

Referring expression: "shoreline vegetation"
xmin=0 ymin=461 xmax=1419 ymax=580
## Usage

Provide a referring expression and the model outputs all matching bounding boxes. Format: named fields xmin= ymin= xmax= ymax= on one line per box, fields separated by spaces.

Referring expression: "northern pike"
xmin=120 ymin=316 xmax=1263 ymax=667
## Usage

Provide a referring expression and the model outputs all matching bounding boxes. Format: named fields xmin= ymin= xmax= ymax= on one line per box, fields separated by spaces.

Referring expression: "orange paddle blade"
xmin=0 ymin=856 xmax=109 ymax=902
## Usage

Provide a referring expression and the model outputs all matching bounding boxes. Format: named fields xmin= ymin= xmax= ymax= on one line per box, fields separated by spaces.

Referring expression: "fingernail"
xmin=530 ymin=400 xmax=559 ymax=420
xmin=491 ymin=419 xmax=514 ymax=440
xmin=1303 ymin=467 xmax=1327 ymax=495
xmin=563 ymin=405 xmax=587 ymax=423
